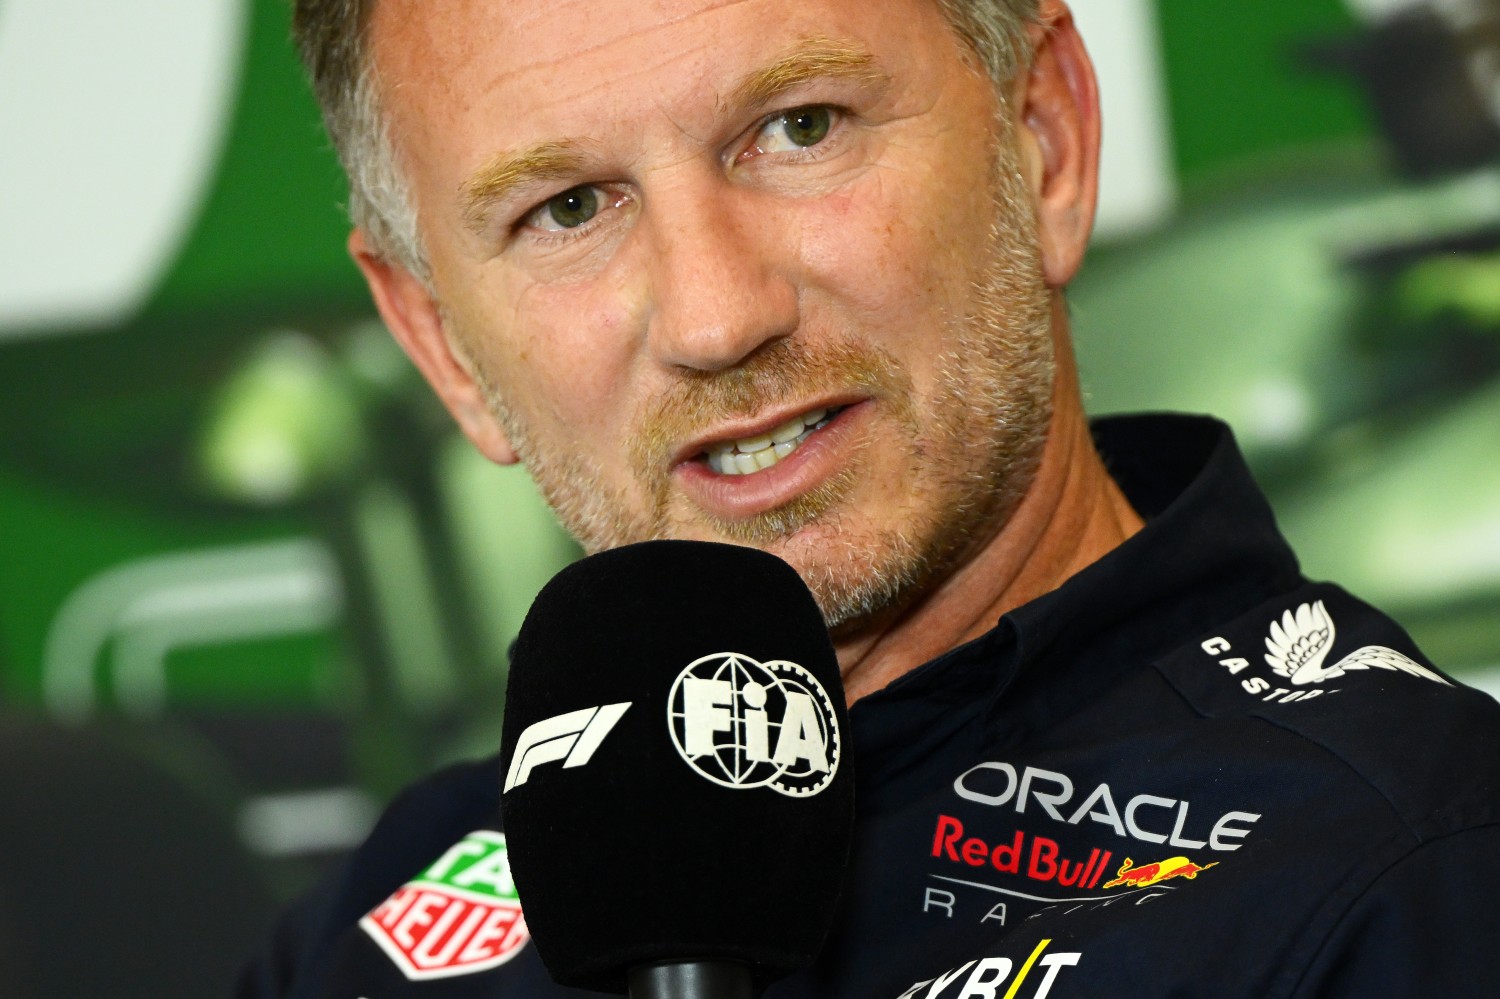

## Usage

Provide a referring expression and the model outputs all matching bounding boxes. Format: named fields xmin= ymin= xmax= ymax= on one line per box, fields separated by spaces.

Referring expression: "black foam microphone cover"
xmin=499 ymin=540 xmax=855 ymax=994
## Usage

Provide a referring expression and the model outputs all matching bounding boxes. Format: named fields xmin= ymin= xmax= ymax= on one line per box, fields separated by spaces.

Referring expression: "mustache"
xmin=629 ymin=336 xmax=912 ymax=468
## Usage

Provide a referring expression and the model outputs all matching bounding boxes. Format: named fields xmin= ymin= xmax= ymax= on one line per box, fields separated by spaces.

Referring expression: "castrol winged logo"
xmin=1264 ymin=601 xmax=1449 ymax=687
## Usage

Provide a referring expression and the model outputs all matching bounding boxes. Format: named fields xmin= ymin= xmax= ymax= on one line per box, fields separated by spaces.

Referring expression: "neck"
xmin=834 ymin=303 xmax=1144 ymax=703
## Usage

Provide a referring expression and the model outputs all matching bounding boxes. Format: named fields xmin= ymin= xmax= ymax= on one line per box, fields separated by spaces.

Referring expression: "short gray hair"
xmin=294 ymin=0 xmax=426 ymax=280
xmin=292 ymin=0 xmax=1043 ymax=278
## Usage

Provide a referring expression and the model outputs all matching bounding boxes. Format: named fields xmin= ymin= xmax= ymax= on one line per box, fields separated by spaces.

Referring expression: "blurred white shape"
xmin=240 ymin=787 xmax=380 ymax=857
xmin=1070 ymin=0 xmax=1178 ymax=240
xmin=0 ymin=0 xmax=247 ymax=336
xmin=229 ymin=435 xmax=306 ymax=502
xmin=1351 ymin=0 xmax=1497 ymax=29
xmin=43 ymin=538 xmax=342 ymax=721
xmin=1463 ymin=664 xmax=1500 ymax=705
xmin=1242 ymin=376 xmax=1316 ymax=448
xmin=1383 ymin=518 xmax=1500 ymax=601
xmin=1343 ymin=0 xmax=1431 ymax=21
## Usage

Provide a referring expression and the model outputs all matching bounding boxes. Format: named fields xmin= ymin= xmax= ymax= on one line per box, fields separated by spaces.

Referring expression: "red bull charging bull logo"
xmin=1102 ymin=855 xmax=1217 ymax=890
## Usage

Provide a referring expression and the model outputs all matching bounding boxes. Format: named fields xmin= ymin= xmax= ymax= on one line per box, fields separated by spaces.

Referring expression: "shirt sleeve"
xmin=1290 ymin=823 xmax=1500 ymax=997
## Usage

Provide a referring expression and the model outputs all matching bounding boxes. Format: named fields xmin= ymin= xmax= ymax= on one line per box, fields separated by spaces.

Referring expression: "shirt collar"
xmin=1001 ymin=413 xmax=1302 ymax=678
xmin=851 ymin=414 xmax=1303 ymax=762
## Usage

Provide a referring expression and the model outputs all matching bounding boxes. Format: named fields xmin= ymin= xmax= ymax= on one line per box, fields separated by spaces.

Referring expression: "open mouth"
xmin=703 ymin=406 xmax=845 ymax=476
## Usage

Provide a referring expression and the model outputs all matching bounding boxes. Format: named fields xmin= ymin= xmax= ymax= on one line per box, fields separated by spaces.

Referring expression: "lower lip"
xmin=673 ymin=402 xmax=870 ymax=520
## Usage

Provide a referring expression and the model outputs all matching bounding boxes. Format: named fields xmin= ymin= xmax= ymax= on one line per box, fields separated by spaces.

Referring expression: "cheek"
xmin=796 ymin=170 xmax=984 ymax=351
xmin=480 ymin=276 xmax=641 ymax=432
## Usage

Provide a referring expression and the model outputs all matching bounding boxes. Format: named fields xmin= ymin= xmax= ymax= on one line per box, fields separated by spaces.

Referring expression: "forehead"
xmin=368 ymin=0 xmax=966 ymax=159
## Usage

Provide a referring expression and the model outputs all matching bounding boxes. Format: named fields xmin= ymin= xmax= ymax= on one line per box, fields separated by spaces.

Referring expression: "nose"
xmin=639 ymin=178 xmax=800 ymax=372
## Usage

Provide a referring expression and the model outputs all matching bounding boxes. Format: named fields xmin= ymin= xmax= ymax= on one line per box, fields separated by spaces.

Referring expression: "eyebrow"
xmin=460 ymin=142 xmax=590 ymax=235
xmin=458 ymin=39 xmax=887 ymax=236
xmin=726 ymin=38 xmax=887 ymax=113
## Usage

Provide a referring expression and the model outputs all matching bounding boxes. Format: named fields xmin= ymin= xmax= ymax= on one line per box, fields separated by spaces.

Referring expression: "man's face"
xmin=369 ymin=0 xmax=1055 ymax=630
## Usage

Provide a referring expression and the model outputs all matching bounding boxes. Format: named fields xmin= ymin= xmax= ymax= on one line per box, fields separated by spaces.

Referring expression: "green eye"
xmin=752 ymin=106 xmax=835 ymax=156
xmin=781 ymin=107 xmax=831 ymax=148
xmin=544 ymin=186 xmax=600 ymax=229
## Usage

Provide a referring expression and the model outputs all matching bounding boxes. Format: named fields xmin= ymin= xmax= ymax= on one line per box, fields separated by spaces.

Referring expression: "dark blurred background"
xmin=0 ymin=0 xmax=1496 ymax=994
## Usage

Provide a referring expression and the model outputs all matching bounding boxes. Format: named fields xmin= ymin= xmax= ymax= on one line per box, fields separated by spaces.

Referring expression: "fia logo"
xmin=667 ymin=652 xmax=840 ymax=797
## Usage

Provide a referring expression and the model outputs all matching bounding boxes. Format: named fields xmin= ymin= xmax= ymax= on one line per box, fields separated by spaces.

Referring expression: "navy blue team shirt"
xmin=241 ymin=414 xmax=1500 ymax=998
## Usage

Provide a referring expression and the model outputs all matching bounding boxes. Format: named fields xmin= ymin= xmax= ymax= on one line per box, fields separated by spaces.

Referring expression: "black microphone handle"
xmin=627 ymin=960 xmax=756 ymax=999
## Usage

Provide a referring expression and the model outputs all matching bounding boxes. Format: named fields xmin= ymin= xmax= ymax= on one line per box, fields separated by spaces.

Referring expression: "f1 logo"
xmin=503 ymin=703 xmax=632 ymax=793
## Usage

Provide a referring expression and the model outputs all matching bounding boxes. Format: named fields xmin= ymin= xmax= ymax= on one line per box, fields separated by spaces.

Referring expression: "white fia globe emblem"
xmin=667 ymin=652 xmax=840 ymax=797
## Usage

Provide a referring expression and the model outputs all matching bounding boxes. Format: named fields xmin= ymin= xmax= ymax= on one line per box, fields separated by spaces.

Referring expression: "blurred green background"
xmin=0 ymin=0 xmax=1496 ymax=994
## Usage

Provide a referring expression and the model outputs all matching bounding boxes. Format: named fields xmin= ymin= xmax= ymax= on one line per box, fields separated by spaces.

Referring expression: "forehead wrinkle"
xmin=724 ymin=37 xmax=887 ymax=113
xmin=460 ymin=142 xmax=590 ymax=232
xmin=466 ymin=0 xmax=768 ymax=101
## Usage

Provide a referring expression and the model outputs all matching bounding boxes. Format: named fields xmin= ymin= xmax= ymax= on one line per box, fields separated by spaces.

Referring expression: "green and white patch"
xmin=360 ymin=830 xmax=530 ymax=981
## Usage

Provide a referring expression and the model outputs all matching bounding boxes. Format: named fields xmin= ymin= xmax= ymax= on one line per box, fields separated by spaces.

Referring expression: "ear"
xmin=349 ymin=229 xmax=520 ymax=465
xmin=1013 ymin=0 xmax=1101 ymax=288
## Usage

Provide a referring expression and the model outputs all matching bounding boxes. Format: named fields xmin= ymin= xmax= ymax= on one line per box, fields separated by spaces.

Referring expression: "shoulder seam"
xmin=1277 ymin=819 xmax=1500 ymax=999
xmin=1249 ymin=709 xmax=1421 ymax=839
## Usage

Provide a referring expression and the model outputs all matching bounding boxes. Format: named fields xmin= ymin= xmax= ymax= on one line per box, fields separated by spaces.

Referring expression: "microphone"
xmin=498 ymin=540 xmax=855 ymax=996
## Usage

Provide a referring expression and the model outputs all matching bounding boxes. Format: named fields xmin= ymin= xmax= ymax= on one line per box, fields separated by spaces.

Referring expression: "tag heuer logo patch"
xmin=360 ymin=830 xmax=530 ymax=980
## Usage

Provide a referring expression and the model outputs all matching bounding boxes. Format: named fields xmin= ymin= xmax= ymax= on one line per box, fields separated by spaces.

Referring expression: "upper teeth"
xmin=706 ymin=407 xmax=837 ymax=475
